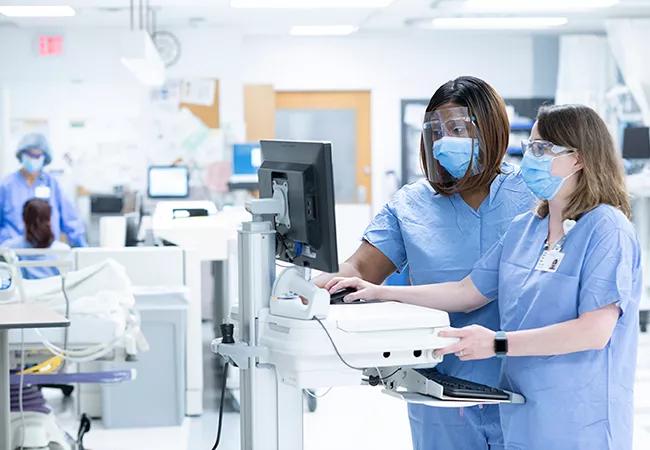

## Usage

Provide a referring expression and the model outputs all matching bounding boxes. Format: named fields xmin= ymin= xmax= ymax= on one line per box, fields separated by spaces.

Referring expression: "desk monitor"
xmin=258 ymin=140 xmax=338 ymax=273
xmin=147 ymin=165 xmax=190 ymax=199
xmin=233 ymin=143 xmax=262 ymax=176
xmin=622 ymin=126 xmax=650 ymax=160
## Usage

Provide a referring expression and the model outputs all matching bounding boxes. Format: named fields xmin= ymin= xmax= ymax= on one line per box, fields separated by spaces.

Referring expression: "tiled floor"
xmin=47 ymin=325 xmax=650 ymax=450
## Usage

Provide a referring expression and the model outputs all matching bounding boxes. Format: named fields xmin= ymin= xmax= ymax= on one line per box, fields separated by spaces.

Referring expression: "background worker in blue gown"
xmin=330 ymin=104 xmax=641 ymax=450
xmin=315 ymin=76 xmax=535 ymax=450
xmin=0 ymin=133 xmax=86 ymax=247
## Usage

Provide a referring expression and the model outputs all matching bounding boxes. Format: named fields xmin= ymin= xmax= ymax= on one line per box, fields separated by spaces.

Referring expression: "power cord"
xmin=211 ymin=323 xmax=234 ymax=449
xmin=312 ymin=317 xmax=401 ymax=383
xmin=211 ymin=361 xmax=229 ymax=450
xmin=304 ymin=387 xmax=333 ymax=399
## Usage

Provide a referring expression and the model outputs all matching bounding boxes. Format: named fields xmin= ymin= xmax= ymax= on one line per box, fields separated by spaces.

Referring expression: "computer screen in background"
xmin=622 ymin=126 xmax=650 ymax=160
xmin=147 ymin=166 xmax=190 ymax=198
xmin=232 ymin=143 xmax=262 ymax=176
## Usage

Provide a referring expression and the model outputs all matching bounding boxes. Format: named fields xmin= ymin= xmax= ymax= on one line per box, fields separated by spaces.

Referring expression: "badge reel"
xmin=534 ymin=219 xmax=576 ymax=273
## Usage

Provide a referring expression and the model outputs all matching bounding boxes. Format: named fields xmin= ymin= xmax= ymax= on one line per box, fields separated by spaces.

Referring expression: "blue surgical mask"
xmin=21 ymin=154 xmax=45 ymax=174
xmin=432 ymin=136 xmax=481 ymax=179
xmin=520 ymin=152 xmax=577 ymax=200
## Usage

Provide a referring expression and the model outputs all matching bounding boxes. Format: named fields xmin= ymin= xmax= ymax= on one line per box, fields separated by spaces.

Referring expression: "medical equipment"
xmin=1 ymin=248 xmax=143 ymax=450
xmin=212 ymin=140 xmax=524 ymax=450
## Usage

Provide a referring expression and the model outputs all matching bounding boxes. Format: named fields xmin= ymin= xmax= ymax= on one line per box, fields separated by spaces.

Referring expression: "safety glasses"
xmin=521 ymin=139 xmax=575 ymax=158
xmin=423 ymin=107 xmax=478 ymax=142
xmin=22 ymin=149 xmax=44 ymax=159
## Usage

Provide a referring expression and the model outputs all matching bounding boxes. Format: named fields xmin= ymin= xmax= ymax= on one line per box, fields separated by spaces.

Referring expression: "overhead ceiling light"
xmin=430 ymin=17 xmax=569 ymax=30
xmin=0 ymin=5 xmax=76 ymax=17
xmin=120 ymin=31 xmax=166 ymax=87
xmin=463 ymin=0 xmax=618 ymax=11
xmin=290 ymin=25 xmax=359 ymax=36
xmin=231 ymin=0 xmax=393 ymax=8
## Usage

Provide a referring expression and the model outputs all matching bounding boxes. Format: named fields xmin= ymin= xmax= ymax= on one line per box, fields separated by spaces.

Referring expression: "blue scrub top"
xmin=471 ymin=205 xmax=642 ymax=450
xmin=0 ymin=171 xmax=87 ymax=247
xmin=364 ymin=162 xmax=535 ymax=386
xmin=1 ymin=236 xmax=70 ymax=280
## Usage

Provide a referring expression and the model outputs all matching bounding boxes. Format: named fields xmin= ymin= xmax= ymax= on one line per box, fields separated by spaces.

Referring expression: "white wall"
xmin=0 ymin=27 xmax=558 ymax=211
xmin=239 ymin=33 xmax=550 ymax=208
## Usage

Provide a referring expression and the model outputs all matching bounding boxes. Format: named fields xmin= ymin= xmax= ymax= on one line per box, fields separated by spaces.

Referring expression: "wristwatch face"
xmin=494 ymin=332 xmax=508 ymax=355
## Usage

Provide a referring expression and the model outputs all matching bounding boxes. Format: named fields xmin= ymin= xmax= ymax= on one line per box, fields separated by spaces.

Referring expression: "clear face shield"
xmin=422 ymin=106 xmax=482 ymax=184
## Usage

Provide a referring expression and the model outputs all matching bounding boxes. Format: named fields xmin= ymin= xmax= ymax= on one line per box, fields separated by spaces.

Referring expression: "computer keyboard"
xmin=414 ymin=368 xmax=510 ymax=401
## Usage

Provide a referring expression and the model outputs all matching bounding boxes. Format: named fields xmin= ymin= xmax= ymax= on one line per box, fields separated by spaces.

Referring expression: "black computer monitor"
xmin=622 ymin=126 xmax=650 ymax=160
xmin=258 ymin=140 xmax=339 ymax=273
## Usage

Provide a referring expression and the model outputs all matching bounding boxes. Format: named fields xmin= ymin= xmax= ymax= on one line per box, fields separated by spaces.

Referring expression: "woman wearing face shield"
xmin=0 ymin=133 xmax=87 ymax=247
xmin=328 ymin=105 xmax=640 ymax=450
xmin=315 ymin=76 xmax=536 ymax=450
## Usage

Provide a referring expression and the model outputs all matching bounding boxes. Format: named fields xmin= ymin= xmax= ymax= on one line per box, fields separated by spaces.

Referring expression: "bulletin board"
xmin=179 ymin=79 xmax=220 ymax=129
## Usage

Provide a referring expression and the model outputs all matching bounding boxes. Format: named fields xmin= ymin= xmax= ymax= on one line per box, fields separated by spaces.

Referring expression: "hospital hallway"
xmin=42 ymin=323 xmax=650 ymax=450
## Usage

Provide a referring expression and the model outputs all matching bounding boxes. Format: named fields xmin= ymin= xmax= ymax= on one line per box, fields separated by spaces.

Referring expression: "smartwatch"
xmin=494 ymin=331 xmax=508 ymax=358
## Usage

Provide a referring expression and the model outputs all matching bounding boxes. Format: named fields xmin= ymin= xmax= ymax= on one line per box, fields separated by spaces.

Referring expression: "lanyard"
xmin=543 ymin=234 xmax=568 ymax=252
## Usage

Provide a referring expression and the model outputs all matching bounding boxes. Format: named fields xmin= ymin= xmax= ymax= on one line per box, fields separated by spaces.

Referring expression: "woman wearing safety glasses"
xmin=327 ymin=104 xmax=641 ymax=450
xmin=315 ymin=76 xmax=535 ymax=450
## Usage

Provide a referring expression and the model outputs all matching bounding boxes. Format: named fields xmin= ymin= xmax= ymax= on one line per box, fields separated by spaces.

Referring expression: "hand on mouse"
xmin=325 ymin=276 xmax=386 ymax=302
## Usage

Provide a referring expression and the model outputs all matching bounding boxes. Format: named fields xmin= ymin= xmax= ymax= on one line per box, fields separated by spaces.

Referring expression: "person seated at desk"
xmin=1 ymin=198 xmax=70 ymax=279
xmin=0 ymin=133 xmax=87 ymax=247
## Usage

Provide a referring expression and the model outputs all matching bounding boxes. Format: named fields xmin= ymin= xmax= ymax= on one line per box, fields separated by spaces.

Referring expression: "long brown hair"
xmin=23 ymin=198 xmax=55 ymax=248
xmin=420 ymin=76 xmax=510 ymax=195
xmin=535 ymin=104 xmax=631 ymax=219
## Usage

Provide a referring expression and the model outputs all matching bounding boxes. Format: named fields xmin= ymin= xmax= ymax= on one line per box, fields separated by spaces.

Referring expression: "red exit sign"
xmin=38 ymin=35 xmax=63 ymax=56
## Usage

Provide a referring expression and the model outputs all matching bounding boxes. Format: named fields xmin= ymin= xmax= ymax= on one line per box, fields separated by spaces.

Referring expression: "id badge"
xmin=535 ymin=250 xmax=565 ymax=273
xmin=34 ymin=186 xmax=51 ymax=199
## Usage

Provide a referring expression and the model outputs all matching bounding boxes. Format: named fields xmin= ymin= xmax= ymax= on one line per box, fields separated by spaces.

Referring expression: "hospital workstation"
xmin=1 ymin=1 xmax=650 ymax=450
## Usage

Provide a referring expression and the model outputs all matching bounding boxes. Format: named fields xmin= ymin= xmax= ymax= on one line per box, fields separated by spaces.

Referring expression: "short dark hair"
xmin=420 ymin=76 xmax=510 ymax=195
xmin=23 ymin=198 xmax=54 ymax=248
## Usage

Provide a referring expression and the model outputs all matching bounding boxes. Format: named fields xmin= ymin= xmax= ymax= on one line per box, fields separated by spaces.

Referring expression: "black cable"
xmin=380 ymin=368 xmax=401 ymax=380
xmin=313 ymin=317 xmax=364 ymax=370
xmin=211 ymin=362 xmax=229 ymax=450
xmin=313 ymin=317 xmax=401 ymax=381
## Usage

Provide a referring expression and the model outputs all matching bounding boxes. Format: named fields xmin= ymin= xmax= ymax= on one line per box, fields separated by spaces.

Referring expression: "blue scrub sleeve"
xmin=54 ymin=182 xmax=87 ymax=247
xmin=363 ymin=202 xmax=407 ymax=272
xmin=578 ymin=228 xmax=640 ymax=316
xmin=0 ymin=183 xmax=9 ymax=243
xmin=469 ymin=235 xmax=505 ymax=302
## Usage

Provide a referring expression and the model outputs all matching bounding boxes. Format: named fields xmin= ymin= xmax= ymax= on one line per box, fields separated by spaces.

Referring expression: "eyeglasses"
xmin=423 ymin=106 xmax=478 ymax=142
xmin=22 ymin=149 xmax=44 ymax=158
xmin=424 ymin=117 xmax=476 ymax=141
xmin=521 ymin=139 xmax=575 ymax=157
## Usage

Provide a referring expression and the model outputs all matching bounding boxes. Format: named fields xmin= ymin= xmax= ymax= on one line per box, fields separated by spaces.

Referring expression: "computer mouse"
xmin=330 ymin=287 xmax=358 ymax=304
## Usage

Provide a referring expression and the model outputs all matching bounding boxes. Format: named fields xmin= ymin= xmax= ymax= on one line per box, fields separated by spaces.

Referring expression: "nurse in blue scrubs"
xmin=0 ymin=133 xmax=86 ymax=247
xmin=329 ymin=104 xmax=641 ymax=450
xmin=316 ymin=76 xmax=535 ymax=450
